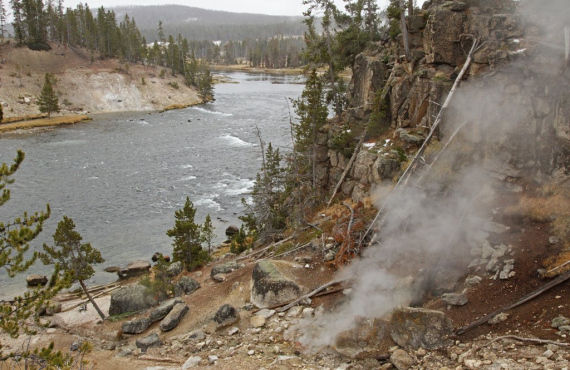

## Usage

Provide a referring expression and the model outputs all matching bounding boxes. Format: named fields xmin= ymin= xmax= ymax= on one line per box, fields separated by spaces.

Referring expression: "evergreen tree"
xmin=293 ymin=69 xmax=328 ymax=189
xmin=0 ymin=151 xmax=55 ymax=339
xmin=40 ymin=216 xmax=106 ymax=320
xmin=37 ymin=73 xmax=59 ymax=117
xmin=201 ymin=214 xmax=215 ymax=255
xmin=167 ymin=197 xmax=209 ymax=271
xmin=197 ymin=65 xmax=214 ymax=101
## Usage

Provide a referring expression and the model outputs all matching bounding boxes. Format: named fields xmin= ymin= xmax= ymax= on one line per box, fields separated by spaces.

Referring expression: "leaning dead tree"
xmin=361 ymin=37 xmax=479 ymax=245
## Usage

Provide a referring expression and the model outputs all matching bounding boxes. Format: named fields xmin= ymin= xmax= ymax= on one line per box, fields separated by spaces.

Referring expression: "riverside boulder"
xmin=251 ymin=260 xmax=302 ymax=308
xmin=117 ymin=260 xmax=151 ymax=279
xmin=149 ymin=298 xmax=183 ymax=323
xmin=175 ymin=276 xmax=200 ymax=296
xmin=213 ymin=304 xmax=239 ymax=328
xmin=108 ymin=284 xmax=157 ymax=316
xmin=122 ymin=317 xmax=151 ymax=334
xmin=160 ymin=302 xmax=189 ymax=332
xmin=136 ymin=333 xmax=161 ymax=351
xmin=210 ymin=261 xmax=242 ymax=277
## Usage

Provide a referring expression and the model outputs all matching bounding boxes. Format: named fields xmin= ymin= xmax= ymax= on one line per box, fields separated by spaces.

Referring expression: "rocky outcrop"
xmin=108 ymin=284 xmax=157 ymax=316
xmin=251 ymin=260 xmax=302 ymax=308
xmin=167 ymin=261 xmax=183 ymax=277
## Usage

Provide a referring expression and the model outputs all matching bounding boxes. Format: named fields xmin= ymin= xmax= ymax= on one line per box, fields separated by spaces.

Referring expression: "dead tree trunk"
xmin=327 ymin=134 xmax=366 ymax=206
xmin=79 ymin=279 xmax=106 ymax=320
xmin=400 ymin=10 xmax=410 ymax=59
xmin=361 ymin=38 xmax=479 ymax=244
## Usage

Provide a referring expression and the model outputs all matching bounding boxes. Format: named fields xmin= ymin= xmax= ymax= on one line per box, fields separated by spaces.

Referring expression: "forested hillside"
xmin=112 ymin=5 xmax=305 ymax=42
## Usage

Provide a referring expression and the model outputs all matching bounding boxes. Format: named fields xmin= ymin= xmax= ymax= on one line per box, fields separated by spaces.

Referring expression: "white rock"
xmin=302 ymin=307 xmax=314 ymax=318
xmin=464 ymin=359 xmax=482 ymax=369
xmin=286 ymin=306 xmax=303 ymax=318
xmin=543 ymin=349 xmax=554 ymax=359
xmin=250 ymin=315 xmax=266 ymax=328
xmin=247 ymin=349 xmax=255 ymax=356
xmin=256 ymin=309 xmax=276 ymax=319
xmin=182 ymin=356 xmax=202 ymax=369
xmin=208 ymin=355 xmax=218 ymax=364
xmin=227 ymin=327 xmax=239 ymax=336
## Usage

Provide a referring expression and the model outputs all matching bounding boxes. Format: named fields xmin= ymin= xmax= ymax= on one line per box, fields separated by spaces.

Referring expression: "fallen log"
xmin=236 ymin=235 xmax=295 ymax=261
xmin=276 ymin=280 xmax=344 ymax=313
xmin=456 ymin=271 xmax=570 ymax=335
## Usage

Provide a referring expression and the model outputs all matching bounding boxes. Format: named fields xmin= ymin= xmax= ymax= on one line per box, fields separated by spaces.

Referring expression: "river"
xmin=0 ymin=72 xmax=304 ymax=299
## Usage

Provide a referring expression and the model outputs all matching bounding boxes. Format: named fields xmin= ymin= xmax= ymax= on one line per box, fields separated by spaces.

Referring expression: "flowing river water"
xmin=0 ymin=72 xmax=304 ymax=299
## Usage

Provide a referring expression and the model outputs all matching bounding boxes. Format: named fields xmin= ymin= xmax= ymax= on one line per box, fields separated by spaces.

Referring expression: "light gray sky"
xmin=60 ymin=0 xmax=400 ymax=16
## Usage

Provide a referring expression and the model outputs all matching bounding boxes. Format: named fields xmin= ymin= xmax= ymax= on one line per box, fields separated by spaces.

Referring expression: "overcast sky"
xmin=60 ymin=0 xmax=401 ymax=16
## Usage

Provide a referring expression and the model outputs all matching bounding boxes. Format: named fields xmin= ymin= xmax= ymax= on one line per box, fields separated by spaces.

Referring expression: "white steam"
xmin=294 ymin=0 xmax=569 ymax=351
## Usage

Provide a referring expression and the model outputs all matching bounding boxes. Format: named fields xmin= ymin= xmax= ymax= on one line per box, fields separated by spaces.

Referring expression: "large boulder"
xmin=213 ymin=304 xmax=239 ymax=328
xmin=118 ymin=260 xmax=151 ymax=279
xmin=210 ymin=261 xmax=242 ymax=277
xmin=136 ymin=333 xmax=161 ymax=352
xmin=251 ymin=260 xmax=302 ymax=308
xmin=149 ymin=298 xmax=183 ymax=323
xmin=333 ymin=318 xmax=394 ymax=359
xmin=389 ymin=307 xmax=453 ymax=349
xmin=175 ymin=276 xmax=200 ymax=296
xmin=122 ymin=317 xmax=151 ymax=334
xmin=108 ymin=284 xmax=157 ymax=316
xmin=159 ymin=303 xmax=189 ymax=332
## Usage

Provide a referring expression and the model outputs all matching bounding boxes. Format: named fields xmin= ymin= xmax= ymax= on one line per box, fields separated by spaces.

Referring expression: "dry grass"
xmin=0 ymin=114 xmax=91 ymax=133
xmin=1 ymin=113 xmax=48 ymax=123
xmin=159 ymin=102 xmax=199 ymax=112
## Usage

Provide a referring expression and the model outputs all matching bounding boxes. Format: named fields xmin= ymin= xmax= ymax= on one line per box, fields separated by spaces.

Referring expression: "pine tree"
xmin=37 ymin=73 xmax=59 ymax=117
xmin=167 ymin=197 xmax=210 ymax=271
xmin=40 ymin=216 xmax=106 ymax=320
xmin=201 ymin=214 xmax=215 ymax=255
xmin=1 ymin=150 xmax=55 ymax=339
xmin=293 ymin=69 xmax=328 ymax=189
xmin=197 ymin=65 xmax=214 ymax=101
xmin=0 ymin=0 xmax=7 ymax=40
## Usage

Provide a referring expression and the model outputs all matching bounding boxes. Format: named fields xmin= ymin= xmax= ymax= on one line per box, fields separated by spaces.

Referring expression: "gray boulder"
xmin=118 ymin=260 xmax=151 ymax=279
xmin=251 ymin=260 xmax=301 ymax=308
xmin=390 ymin=307 xmax=453 ymax=349
xmin=122 ymin=317 xmax=151 ymax=334
xmin=391 ymin=349 xmax=415 ymax=370
xmin=175 ymin=276 xmax=200 ymax=296
xmin=225 ymin=225 xmax=239 ymax=238
xmin=108 ymin=284 xmax=157 ymax=316
xmin=136 ymin=333 xmax=161 ymax=352
xmin=160 ymin=303 xmax=189 ymax=332
xmin=210 ymin=261 xmax=242 ymax=277
xmin=167 ymin=261 xmax=183 ymax=277
xmin=333 ymin=318 xmax=393 ymax=359
xmin=149 ymin=298 xmax=183 ymax=323
xmin=213 ymin=304 xmax=238 ymax=328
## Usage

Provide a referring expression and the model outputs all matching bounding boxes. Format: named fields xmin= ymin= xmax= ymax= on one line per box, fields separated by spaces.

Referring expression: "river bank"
xmin=0 ymin=42 xmax=203 ymax=120
xmin=0 ymin=114 xmax=91 ymax=133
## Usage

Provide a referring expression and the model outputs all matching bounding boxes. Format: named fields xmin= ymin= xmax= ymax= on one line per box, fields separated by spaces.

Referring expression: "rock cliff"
xmin=318 ymin=0 xmax=569 ymax=203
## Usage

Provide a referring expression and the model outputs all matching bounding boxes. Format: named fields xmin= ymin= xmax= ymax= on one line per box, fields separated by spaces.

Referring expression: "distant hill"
xmin=112 ymin=5 xmax=306 ymax=42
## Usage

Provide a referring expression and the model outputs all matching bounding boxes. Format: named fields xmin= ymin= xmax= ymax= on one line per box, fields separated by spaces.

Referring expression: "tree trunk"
xmin=79 ymin=279 xmax=106 ymax=320
xmin=408 ymin=0 xmax=414 ymax=16
xmin=400 ymin=10 xmax=410 ymax=59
